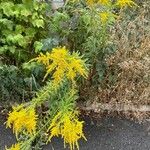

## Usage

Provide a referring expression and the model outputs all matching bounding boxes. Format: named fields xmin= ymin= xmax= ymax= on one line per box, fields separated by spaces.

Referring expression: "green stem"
xmin=20 ymin=108 xmax=59 ymax=150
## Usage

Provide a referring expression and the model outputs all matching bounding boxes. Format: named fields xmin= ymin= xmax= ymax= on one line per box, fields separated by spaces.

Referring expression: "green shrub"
xmin=0 ymin=65 xmax=39 ymax=102
xmin=6 ymin=47 xmax=88 ymax=150
xmin=45 ymin=1 xmax=118 ymax=87
xmin=0 ymin=0 xmax=51 ymax=102
xmin=0 ymin=0 xmax=49 ymax=66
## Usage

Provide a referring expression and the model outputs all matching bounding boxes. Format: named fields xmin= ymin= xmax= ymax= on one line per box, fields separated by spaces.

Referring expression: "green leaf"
xmin=2 ymin=29 xmax=12 ymax=37
xmin=32 ymin=12 xmax=38 ymax=20
xmin=14 ymin=34 xmax=24 ymax=43
xmin=9 ymin=46 xmax=16 ymax=54
xmin=33 ymin=2 xmax=39 ymax=11
xmin=0 ymin=19 xmax=13 ymax=30
xmin=7 ymin=34 xmax=27 ymax=48
xmin=13 ymin=4 xmax=22 ymax=17
xmin=25 ymin=27 xmax=36 ymax=37
xmin=82 ymin=14 xmax=91 ymax=26
xmin=15 ymin=25 xmax=24 ymax=34
xmin=1 ymin=2 xmax=14 ymax=17
xmin=32 ymin=19 xmax=44 ymax=28
xmin=18 ymin=38 xmax=28 ymax=48
xmin=6 ymin=34 xmax=14 ymax=43
xmin=0 ymin=45 xmax=8 ymax=54
xmin=23 ymin=62 xmax=39 ymax=70
xmin=21 ymin=8 xmax=31 ymax=17
xmin=34 ymin=41 xmax=43 ymax=53
xmin=0 ymin=38 xmax=6 ymax=44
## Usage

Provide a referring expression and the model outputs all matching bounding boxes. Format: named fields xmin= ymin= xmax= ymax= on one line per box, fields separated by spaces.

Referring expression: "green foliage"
xmin=0 ymin=65 xmax=38 ymax=102
xmin=46 ymin=1 xmax=117 ymax=87
xmin=0 ymin=0 xmax=49 ymax=65
xmin=3 ymin=0 xmax=148 ymax=149
xmin=5 ymin=47 xmax=88 ymax=150
xmin=0 ymin=0 xmax=51 ymax=102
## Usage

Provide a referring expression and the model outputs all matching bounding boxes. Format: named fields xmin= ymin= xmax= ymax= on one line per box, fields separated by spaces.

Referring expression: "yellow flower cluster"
xmin=5 ymin=143 xmax=20 ymax=150
xmin=86 ymin=0 xmax=136 ymax=25
xmin=48 ymin=111 xmax=86 ymax=150
xmin=6 ymin=106 xmax=37 ymax=137
xmin=116 ymin=0 xmax=137 ymax=8
xmin=99 ymin=12 xmax=117 ymax=24
xmin=86 ymin=0 xmax=110 ymax=6
xmin=99 ymin=12 xmax=110 ymax=24
xmin=32 ymin=47 xmax=88 ymax=84
xmin=86 ymin=0 xmax=136 ymax=7
xmin=99 ymin=0 xmax=110 ymax=5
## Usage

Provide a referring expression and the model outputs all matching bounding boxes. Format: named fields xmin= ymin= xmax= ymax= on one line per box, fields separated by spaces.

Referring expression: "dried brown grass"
xmin=82 ymin=1 xmax=150 ymax=122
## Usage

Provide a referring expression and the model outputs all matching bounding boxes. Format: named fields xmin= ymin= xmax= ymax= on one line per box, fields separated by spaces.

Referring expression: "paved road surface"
xmin=0 ymin=116 xmax=149 ymax=150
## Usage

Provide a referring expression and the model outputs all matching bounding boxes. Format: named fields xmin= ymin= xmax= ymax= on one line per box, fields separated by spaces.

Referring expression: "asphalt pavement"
xmin=0 ymin=115 xmax=149 ymax=150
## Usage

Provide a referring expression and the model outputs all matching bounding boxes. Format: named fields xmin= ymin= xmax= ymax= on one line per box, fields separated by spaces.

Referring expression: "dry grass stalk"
xmin=82 ymin=1 xmax=150 ymax=122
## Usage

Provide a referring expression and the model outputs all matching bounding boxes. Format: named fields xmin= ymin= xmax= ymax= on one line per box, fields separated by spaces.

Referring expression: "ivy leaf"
xmin=13 ymin=5 xmax=21 ymax=17
xmin=25 ymin=27 xmax=36 ymax=37
xmin=21 ymin=8 xmax=31 ymax=17
xmin=33 ymin=2 xmax=39 ymax=11
xmin=32 ymin=12 xmax=38 ymax=20
xmin=19 ymin=39 xmax=28 ymax=48
xmin=14 ymin=34 xmax=24 ymax=43
xmin=8 ymin=34 xmax=27 ymax=48
xmin=0 ymin=19 xmax=13 ymax=30
xmin=32 ymin=19 xmax=44 ymax=28
xmin=1 ymin=2 xmax=14 ymax=17
xmin=34 ymin=41 xmax=43 ymax=53
xmin=15 ymin=25 xmax=24 ymax=34
xmin=6 ymin=34 xmax=14 ymax=43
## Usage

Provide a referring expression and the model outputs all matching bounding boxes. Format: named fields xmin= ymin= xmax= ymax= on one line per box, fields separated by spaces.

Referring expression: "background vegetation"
xmin=0 ymin=0 xmax=50 ymax=102
xmin=0 ymin=0 xmax=149 ymax=117
xmin=0 ymin=0 xmax=149 ymax=149
xmin=81 ymin=0 xmax=150 ymax=121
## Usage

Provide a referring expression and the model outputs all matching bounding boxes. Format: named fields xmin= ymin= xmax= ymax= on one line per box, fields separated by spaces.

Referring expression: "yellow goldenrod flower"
xmin=99 ymin=11 xmax=117 ymax=24
xmin=67 ymin=67 xmax=76 ymax=82
xmin=51 ymin=47 xmax=68 ymax=59
xmin=6 ymin=107 xmax=27 ymax=136
xmin=25 ymin=109 xmax=37 ymax=134
xmin=99 ymin=12 xmax=110 ymax=24
xmin=47 ymin=111 xmax=62 ymax=140
xmin=33 ymin=52 xmax=50 ymax=66
xmin=86 ymin=0 xmax=95 ymax=6
xmin=48 ymin=111 xmax=86 ymax=150
xmin=98 ymin=0 xmax=110 ymax=5
xmin=49 ymin=124 xmax=60 ymax=139
xmin=116 ymin=0 xmax=137 ymax=8
xmin=70 ymin=58 xmax=87 ymax=77
xmin=6 ymin=106 xmax=37 ymax=137
xmin=86 ymin=0 xmax=110 ymax=6
xmin=32 ymin=47 xmax=88 ymax=84
xmin=61 ymin=113 xmax=86 ymax=150
xmin=5 ymin=143 xmax=20 ymax=150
